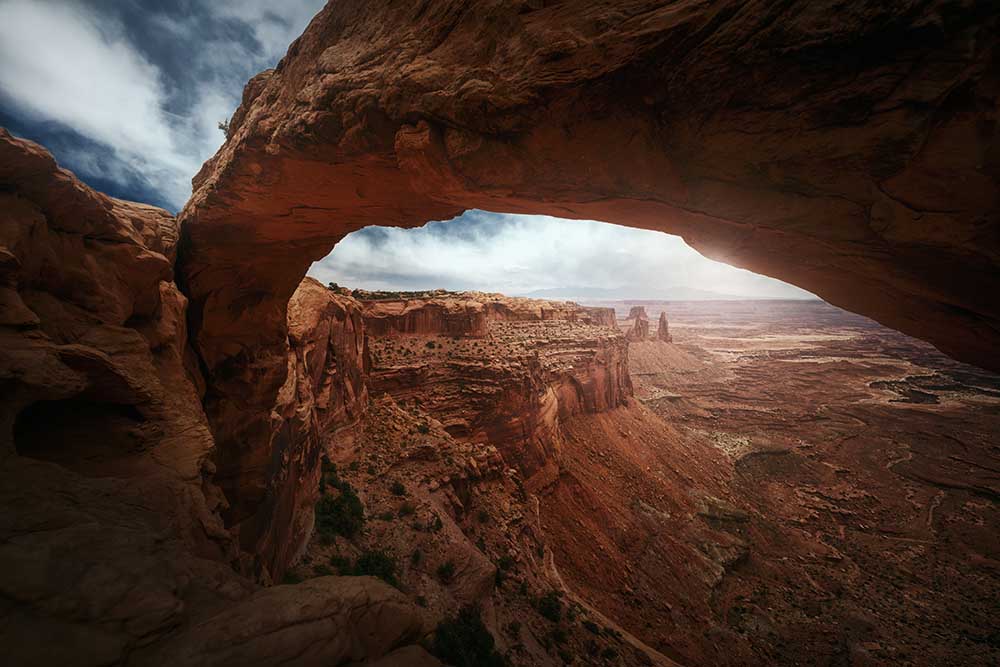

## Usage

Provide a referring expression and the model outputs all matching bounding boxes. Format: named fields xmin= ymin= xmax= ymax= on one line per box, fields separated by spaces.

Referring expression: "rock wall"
xmin=233 ymin=277 xmax=370 ymax=577
xmin=361 ymin=292 xmax=616 ymax=337
xmin=362 ymin=293 xmax=632 ymax=485
xmin=0 ymin=131 xmax=432 ymax=666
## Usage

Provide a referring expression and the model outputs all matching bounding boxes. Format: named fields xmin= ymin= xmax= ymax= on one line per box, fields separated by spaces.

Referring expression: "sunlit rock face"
xmin=359 ymin=291 xmax=632 ymax=486
xmin=176 ymin=3 xmax=1000 ymax=552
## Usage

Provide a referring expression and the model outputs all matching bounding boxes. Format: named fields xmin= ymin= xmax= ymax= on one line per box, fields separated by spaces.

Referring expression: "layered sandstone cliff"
xmin=0 ymin=132 xmax=429 ymax=666
xmin=359 ymin=292 xmax=631 ymax=485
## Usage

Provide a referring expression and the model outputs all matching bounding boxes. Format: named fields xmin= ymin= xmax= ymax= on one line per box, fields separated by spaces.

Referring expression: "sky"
xmin=307 ymin=211 xmax=816 ymax=300
xmin=0 ymin=0 xmax=813 ymax=299
xmin=0 ymin=0 xmax=325 ymax=210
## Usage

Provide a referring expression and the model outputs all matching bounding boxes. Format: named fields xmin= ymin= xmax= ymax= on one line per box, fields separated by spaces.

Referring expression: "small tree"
xmin=217 ymin=118 xmax=231 ymax=139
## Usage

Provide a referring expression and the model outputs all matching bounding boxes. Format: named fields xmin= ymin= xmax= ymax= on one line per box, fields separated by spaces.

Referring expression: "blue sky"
xmin=0 ymin=1 xmax=812 ymax=298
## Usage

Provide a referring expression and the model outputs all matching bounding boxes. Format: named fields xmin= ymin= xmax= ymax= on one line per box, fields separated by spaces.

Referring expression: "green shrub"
xmin=315 ymin=481 xmax=365 ymax=539
xmin=417 ymin=422 xmax=430 ymax=434
xmin=352 ymin=549 xmax=399 ymax=587
xmin=390 ymin=480 xmax=406 ymax=496
xmin=437 ymin=560 xmax=457 ymax=584
xmin=398 ymin=500 xmax=416 ymax=517
xmin=497 ymin=555 xmax=515 ymax=571
xmin=313 ymin=564 xmax=333 ymax=577
xmin=477 ymin=509 xmax=490 ymax=524
xmin=410 ymin=548 xmax=423 ymax=566
xmin=536 ymin=590 xmax=563 ymax=622
xmin=582 ymin=619 xmax=601 ymax=635
xmin=282 ymin=571 xmax=303 ymax=585
xmin=431 ymin=606 xmax=507 ymax=667
xmin=329 ymin=555 xmax=351 ymax=572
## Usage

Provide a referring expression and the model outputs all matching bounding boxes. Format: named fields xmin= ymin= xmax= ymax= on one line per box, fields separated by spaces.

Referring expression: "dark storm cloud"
xmin=0 ymin=0 xmax=325 ymax=210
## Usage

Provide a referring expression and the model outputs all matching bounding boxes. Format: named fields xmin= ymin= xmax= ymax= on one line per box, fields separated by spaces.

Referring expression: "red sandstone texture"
xmin=172 ymin=0 xmax=999 ymax=584
xmin=547 ymin=299 xmax=1000 ymax=666
xmin=359 ymin=291 xmax=631 ymax=487
xmin=2 ymin=1 xmax=1000 ymax=664
xmin=176 ymin=4 xmax=1000 ymax=527
xmin=0 ymin=132 xmax=428 ymax=666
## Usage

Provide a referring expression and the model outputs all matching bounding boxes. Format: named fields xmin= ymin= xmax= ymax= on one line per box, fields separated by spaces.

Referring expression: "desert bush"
xmin=316 ymin=470 xmax=365 ymax=540
xmin=437 ymin=560 xmax=457 ymax=584
xmin=536 ymin=590 xmax=563 ymax=622
xmin=431 ymin=606 xmax=507 ymax=667
xmin=352 ymin=549 xmax=399 ymax=587
xmin=390 ymin=480 xmax=406 ymax=496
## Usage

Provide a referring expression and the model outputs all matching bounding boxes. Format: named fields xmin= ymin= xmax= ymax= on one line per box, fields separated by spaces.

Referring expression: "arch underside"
xmin=177 ymin=0 xmax=999 ymax=567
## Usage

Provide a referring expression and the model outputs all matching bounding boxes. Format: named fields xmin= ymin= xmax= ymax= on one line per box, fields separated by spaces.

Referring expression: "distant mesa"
xmin=522 ymin=285 xmax=816 ymax=301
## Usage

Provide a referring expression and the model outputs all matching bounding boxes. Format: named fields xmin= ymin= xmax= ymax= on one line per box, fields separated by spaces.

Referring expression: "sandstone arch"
xmin=178 ymin=0 xmax=999 ymax=571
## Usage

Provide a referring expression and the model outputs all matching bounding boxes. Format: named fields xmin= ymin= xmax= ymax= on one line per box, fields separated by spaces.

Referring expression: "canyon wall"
xmin=360 ymin=293 xmax=631 ymax=485
xmin=0 ymin=131 xmax=433 ymax=666
xmin=237 ymin=278 xmax=370 ymax=576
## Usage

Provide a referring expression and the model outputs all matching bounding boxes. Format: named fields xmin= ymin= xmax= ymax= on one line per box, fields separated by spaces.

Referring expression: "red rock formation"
xmin=657 ymin=311 xmax=672 ymax=342
xmin=625 ymin=307 xmax=651 ymax=342
xmin=173 ymin=1 xmax=999 ymax=579
xmin=0 ymin=128 xmax=437 ymax=667
xmin=361 ymin=292 xmax=617 ymax=337
xmin=628 ymin=306 xmax=648 ymax=321
xmin=361 ymin=292 xmax=631 ymax=485
xmin=239 ymin=277 xmax=370 ymax=575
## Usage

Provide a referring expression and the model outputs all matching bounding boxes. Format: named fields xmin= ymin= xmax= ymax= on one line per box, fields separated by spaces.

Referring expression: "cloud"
xmin=0 ymin=0 xmax=324 ymax=210
xmin=307 ymin=211 xmax=816 ymax=299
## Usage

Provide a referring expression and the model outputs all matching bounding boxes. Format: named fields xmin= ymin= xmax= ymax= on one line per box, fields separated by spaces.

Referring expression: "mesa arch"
xmin=178 ymin=1 xmax=999 ymax=571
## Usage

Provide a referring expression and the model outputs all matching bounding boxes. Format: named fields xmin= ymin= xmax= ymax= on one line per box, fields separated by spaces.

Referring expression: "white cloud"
xmin=0 ymin=0 xmax=324 ymax=209
xmin=307 ymin=212 xmax=816 ymax=299
xmin=0 ymin=0 xmax=196 ymax=206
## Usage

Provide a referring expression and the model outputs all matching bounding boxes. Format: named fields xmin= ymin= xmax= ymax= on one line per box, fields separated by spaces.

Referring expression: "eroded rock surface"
xmin=360 ymin=291 xmax=631 ymax=485
xmin=0 ymin=134 xmax=435 ymax=666
xmin=177 ymin=2 xmax=1000 ymax=526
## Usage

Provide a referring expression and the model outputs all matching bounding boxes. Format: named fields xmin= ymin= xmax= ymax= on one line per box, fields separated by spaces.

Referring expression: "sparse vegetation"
xmin=390 ymin=480 xmax=406 ymax=496
xmin=315 ymin=465 xmax=365 ymax=540
xmin=431 ymin=606 xmax=507 ymax=667
xmin=352 ymin=549 xmax=399 ymax=587
xmin=437 ymin=560 xmax=457 ymax=584
xmin=536 ymin=590 xmax=563 ymax=622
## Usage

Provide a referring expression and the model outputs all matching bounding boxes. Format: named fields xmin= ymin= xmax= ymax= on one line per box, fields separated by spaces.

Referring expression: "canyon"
xmin=1 ymin=0 xmax=998 ymax=665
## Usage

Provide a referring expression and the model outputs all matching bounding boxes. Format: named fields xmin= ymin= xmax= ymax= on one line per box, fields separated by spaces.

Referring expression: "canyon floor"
xmin=609 ymin=300 xmax=1000 ymax=666
xmin=288 ymin=295 xmax=999 ymax=667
